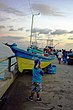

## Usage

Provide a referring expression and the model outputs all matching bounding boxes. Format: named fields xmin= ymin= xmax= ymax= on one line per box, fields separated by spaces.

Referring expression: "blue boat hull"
xmin=5 ymin=43 xmax=55 ymax=72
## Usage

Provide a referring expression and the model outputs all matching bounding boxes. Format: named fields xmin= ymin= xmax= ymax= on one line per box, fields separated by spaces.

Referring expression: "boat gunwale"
xmin=5 ymin=43 xmax=55 ymax=61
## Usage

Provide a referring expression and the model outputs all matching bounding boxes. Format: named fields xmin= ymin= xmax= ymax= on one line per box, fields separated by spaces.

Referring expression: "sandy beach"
xmin=1 ymin=58 xmax=73 ymax=110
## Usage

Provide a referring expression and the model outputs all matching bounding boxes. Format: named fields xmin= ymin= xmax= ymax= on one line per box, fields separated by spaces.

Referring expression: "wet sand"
xmin=1 ymin=58 xmax=73 ymax=110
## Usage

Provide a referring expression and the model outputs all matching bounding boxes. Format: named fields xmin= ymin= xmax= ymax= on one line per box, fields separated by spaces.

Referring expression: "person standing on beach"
xmin=28 ymin=59 xmax=44 ymax=102
xmin=63 ymin=50 xmax=67 ymax=64
xmin=57 ymin=50 xmax=63 ymax=64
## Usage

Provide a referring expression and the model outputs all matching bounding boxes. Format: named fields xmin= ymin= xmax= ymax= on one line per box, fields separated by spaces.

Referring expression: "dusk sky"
xmin=0 ymin=0 xmax=73 ymax=50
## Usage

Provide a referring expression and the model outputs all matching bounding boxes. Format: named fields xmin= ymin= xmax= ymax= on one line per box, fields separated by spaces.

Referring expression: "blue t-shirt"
xmin=32 ymin=68 xmax=43 ymax=83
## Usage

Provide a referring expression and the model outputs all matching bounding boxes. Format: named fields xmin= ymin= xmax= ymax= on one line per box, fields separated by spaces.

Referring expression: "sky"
xmin=0 ymin=0 xmax=73 ymax=51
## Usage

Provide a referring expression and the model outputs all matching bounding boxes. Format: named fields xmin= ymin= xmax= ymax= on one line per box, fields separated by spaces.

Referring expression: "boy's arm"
xmin=40 ymin=70 xmax=44 ymax=76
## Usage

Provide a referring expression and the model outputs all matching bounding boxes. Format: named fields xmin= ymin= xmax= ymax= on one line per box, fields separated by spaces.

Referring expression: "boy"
xmin=28 ymin=59 xmax=44 ymax=102
xmin=57 ymin=50 xmax=63 ymax=64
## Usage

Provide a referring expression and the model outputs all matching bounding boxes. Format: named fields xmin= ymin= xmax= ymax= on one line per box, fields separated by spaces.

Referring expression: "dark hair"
xmin=34 ymin=59 xmax=41 ymax=68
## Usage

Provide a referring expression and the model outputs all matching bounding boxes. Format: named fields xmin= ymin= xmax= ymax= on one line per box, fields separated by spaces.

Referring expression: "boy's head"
xmin=34 ymin=59 xmax=40 ymax=68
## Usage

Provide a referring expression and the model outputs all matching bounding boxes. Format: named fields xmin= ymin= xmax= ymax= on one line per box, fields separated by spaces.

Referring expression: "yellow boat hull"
xmin=16 ymin=57 xmax=54 ymax=72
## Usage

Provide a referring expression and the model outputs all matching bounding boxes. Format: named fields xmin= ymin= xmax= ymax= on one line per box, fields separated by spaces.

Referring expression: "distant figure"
xmin=70 ymin=49 xmax=72 ymax=53
xmin=28 ymin=59 xmax=44 ymax=102
xmin=63 ymin=50 xmax=67 ymax=64
xmin=57 ymin=50 xmax=63 ymax=64
xmin=62 ymin=49 xmax=64 ymax=61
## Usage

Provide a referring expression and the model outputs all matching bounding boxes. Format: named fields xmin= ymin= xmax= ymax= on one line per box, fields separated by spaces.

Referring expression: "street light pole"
xmin=30 ymin=15 xmax=34 ymax=46
xmin=30 ymin=13 xmax=40 ymax=46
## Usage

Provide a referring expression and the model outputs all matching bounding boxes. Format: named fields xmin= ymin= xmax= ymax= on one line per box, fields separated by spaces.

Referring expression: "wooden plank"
xmin=0 ymin=56 xmax=15 ymax=62
xmin=0 ymin=58 xmax=8 ymax=62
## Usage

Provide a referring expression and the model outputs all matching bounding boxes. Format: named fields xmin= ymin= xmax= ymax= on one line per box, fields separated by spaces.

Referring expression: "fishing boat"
xmin=5 ymin=43 xmax=55 ymax=72
xmin=27 ymin=44 xmax=44 ymax=54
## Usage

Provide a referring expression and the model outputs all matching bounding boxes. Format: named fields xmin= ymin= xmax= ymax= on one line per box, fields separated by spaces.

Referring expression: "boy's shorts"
xmin=58 ymin=58 xmax=61 ymax=61
xmin=31 ymin=82 xmax=42 ymax=93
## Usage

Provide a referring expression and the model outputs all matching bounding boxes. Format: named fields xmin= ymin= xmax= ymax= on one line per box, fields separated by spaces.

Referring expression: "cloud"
xmin=9 ymin=27 xmax=24 ymax=31
xmin=32 ymin=3 xmax=64 ymax=16
xmin=26 ymin=28 xmax=69 ymax=36
xmin=39 ymin=29 xmax=52 ymax=34
xmin=18 ymin=27 xmax=24 ymax=31
xmin=0 ymin=1 xmax=24 ymax=16
xmin=7 ymin=26 xmax=13 ymax=28
xmin=69 ymin=30 xmax=73 ymax=34
xmin=0 ymin=17 xmax=10 ymax=21
xmin=0 ymin=25 xmax=5 ymax=29
xmin=51 ymin=29 xmax=68 ymax=35
xmin=26 ymin=28 xmax=52 ymax=34
xmin=9 ymin=28 xmax=17 ymax=31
